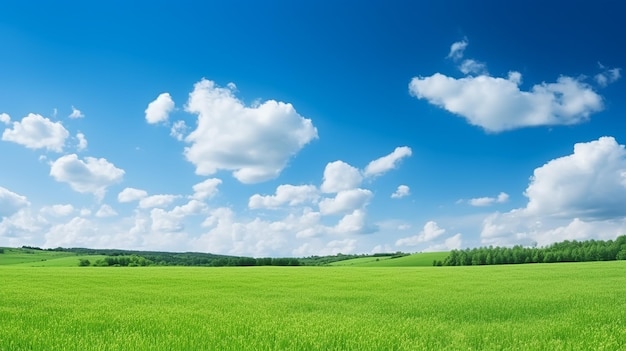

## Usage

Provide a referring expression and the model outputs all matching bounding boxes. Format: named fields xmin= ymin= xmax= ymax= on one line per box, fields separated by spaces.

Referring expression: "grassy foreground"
xmin=1 ymin=262 xmax=624 ymax=350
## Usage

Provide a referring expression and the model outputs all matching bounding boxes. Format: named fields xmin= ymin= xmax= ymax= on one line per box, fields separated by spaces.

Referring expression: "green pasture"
xmin=330 ymin=251 xmax=448 ymax=266
xmin=0 ymin=248 xmax=76 ymax=265
xmin=328 ymin=255 xmax=393 ymax=265
xmin=11 ymin=255 xmax=107 ymax=267
xmin=1 ymin=261 xmax=624 ymax=350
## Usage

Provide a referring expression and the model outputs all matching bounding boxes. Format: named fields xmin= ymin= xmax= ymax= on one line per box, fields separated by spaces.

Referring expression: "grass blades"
xmin=0 ymin=261 xmax=624 ymax=350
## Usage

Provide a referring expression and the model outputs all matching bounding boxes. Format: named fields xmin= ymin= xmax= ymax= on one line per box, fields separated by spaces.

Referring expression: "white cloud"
xmin=391 ymin=185 xmax=410 ymax=199
xmin=332 ymin=209 xmax=376 ymax=235
xmin=95 ymin=204 xmax=118 ymax=218
xmin=195 ymin=207 xmax=290 ymax=256
xmin=595 ymin=65 xmax=621 ymax=87
xmin=118 ymin=187 xmax=148 ymax=203
xmin=0 ymin=113 xmax=10 ymax=125
xmin=0 ymin=187 xmax=30 ymax=218
xmin=293 ymin=209 xmax=325 ymax=238
xmin=481 ymin=137 xmax=626 ymax=246
xmin=363 ymin=146 xmax=412 ymax=177
xmin=293 ymin=238 xmax=358 ymax=256
xmin=320 ymin=161 xmax=362 ymax=193
xmin=459 ymin=59 xmax=487 ymax=75
xmin=139 ymin=194 xmax=180 ymax=209
xmin=2 ymin=113 xmax=70 ymax=151
xmin=317 ymin=239 xmax=357 ymax=256
xmin=184 ymin=79 xmax=318 ymax=183
xmin=80 ymin=208 xmax=91 ymax=217
xmin=68 ymin=106 xmax=84 ymax=119
xmin=49 ymin=154 xmax=125 ymax=199
xmin=191 ymin=178 xmax=222 ymax=201
xmin=423 ymin=233 xmax=463 ymax=252
xmin=76 ymin=132 xmax=88 ymax=151
xmin=412 ymin=40 xmax=604 ymax=132
xmin=469 ymin=192 xmax=509 ymax=206
xmin=150 ymin=199 xmax=207 ymax=233
xmin=410 ymin=73 xmax=603 ymax=132
xmin=170 ymin=120 xmax=187 ymax=141
xmin=40 ymin=204 xmax=74 ymax=217
xmin=447 ymin=39 xmax=468 ymax=61
xmin=249 ymin=184 xmax=318 ymax=209
xmin=44 ymin=217 xmax=98 ymax=248
xmin=395 ymin=221 xmax=446 ymax=247
xmin=524 ymin=137 xmax=626 ymax=219
xmin=319 ymin=189 xmax=372 ymax=215
xmin=0 ymin=209 xmax=46 ymax=244
xmin=145 ymin=93 xmax=175 ymax=124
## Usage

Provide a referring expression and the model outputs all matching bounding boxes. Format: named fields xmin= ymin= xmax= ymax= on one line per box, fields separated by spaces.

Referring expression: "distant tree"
xmin=440 ymin=235 xmax=626 ymax=266
xmin=0 ymin=248 xmax=4 ymax=254
xmin=78 ymin=259 xmax=91 ymax=267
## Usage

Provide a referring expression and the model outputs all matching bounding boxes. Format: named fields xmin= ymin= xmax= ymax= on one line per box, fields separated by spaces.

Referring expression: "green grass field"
xmin=0 ymin=248 xmax=105 ymax=267
xmin=330 ymin=252 xmax=448 ymax=266
xmin=0 ymin=248 xmax=77 ymax=265
xmin=1 ymin=262 xmax=624 ymax=350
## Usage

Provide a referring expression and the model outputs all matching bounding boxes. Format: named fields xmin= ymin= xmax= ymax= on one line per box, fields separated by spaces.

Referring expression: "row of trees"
xmin=80 ymin=255 xmax=302 ymax=267
xmin=436 ymin=235 xmax=626 ymax=266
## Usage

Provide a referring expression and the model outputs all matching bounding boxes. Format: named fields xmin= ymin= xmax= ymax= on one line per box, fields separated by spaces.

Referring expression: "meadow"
xmin=329 ymin=251 xmax=448 ymax=266
xmin=1 ymin=262 xmax=624 ymax=350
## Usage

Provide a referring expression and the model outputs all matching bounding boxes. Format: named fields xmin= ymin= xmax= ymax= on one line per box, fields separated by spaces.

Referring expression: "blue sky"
xmin=1 ymin=1 xmax=625 ymax=256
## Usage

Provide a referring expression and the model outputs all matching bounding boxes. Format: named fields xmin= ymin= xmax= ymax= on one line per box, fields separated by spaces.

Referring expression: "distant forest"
xmin=17 ymin=246 xmax=406 ymax=267
xmin=436 ymin=235 xmax=626 ymax=266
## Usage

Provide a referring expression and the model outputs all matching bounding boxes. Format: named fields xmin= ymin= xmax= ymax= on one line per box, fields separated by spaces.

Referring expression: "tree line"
xmin=436 ymin=235 xmax=626 ymax=266
xmin=79 ymin=254 xmax=302 ymax=267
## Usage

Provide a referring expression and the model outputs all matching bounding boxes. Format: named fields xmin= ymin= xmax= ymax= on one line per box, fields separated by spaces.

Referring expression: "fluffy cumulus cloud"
xmin=318 ymin=189 xmax=372 ymax=215
xmin=391 ymin=185 xmax=410 ymax=199
xmin=145 ymin=93 xmax=175 ymax=124
xmin=183 ymin=79 xmax=318 ymax=183
xmin=49 ymin=154 xmax=125 ymax=198
xmin=0 ymin=113 xmax=10 ymax=125
xmin=40 ymin=204 xmax=74 ymax=217
xmin=2 ymin=113 xmax=70 ymax=151
xmin=95 ymin=204 xmax=118 ymax=218
xmin=76 ymin=132 xmax=88 ymax=151
xmin=469 ymin=192 xmax=509 ymax=207
xmin=150 ymin=200 xmax=206 ymax=233
xmin=1 ymin=209 xmax=46 ymax=246
xmin=68 ymin=106 xmax=84 ymax=119
xmin=139 ymin=194 xmax=180 ymax=209
xmin=423 ymin=233 xmax=463 ymax=252
xmin=525 ymin=137 xmax=626 ymax=219
xmin=320 ymin=161 xmax=362 ymax=193
xmin=170 ymin=120 xmax=187 ymax=141
xmin=481 ymin=137 xmax=626 ymax=246
xmin=191 ymin=178 xmax=222 ymax=201
xmin=410 ymin=40 xmax=604 ymax=132
xmin=332 ymin=209 xmax=376 ymax=235
xmin=363 ymin=146 xmax=412 ymax=177
xmin=194 ymin=207 xmax=291 ymax=257
xmin=395 ymin=221 xmax=446 ymax=247
xmin=249 ymin=184 xmax=318 ymax=209
xmin=118 ymin=187 xmax=148 ymax=203
xmin=0 ymin=187 xmax=30 ymax=218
